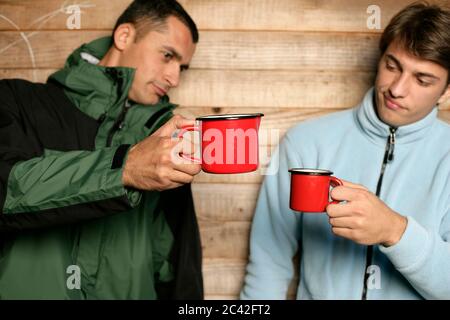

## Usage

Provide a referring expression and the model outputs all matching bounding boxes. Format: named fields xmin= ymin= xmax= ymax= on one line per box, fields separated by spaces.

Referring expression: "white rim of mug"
xmin=288 ymin=168 xmax=333 ymax=176
xmin=196 ymin=113 xmax=264 ymax=121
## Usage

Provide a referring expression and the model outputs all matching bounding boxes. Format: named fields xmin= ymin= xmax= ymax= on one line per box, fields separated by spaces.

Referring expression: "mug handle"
xmin=177 ymin=125 xmax=201 ymax=163
xmin=328 ymin=176 xmax=343 ymax=205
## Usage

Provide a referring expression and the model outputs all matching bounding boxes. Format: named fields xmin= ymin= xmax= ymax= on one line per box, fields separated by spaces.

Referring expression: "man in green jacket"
xmin=0 ymin=0 xmax=203 ymax=299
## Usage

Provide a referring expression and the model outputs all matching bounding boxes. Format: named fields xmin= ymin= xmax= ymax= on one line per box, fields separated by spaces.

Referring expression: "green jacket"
xmin=0 ymin=37 xmax=203 ymax=299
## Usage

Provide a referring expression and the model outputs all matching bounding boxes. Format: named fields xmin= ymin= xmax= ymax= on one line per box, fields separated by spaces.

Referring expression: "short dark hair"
xmin=380 ymin=1 xmax=450 ymax=84
xmin=113 ymin=0 xmax=199 ymax=43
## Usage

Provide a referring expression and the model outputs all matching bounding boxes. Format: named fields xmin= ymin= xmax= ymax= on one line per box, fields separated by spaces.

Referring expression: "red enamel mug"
xmin=178 ymin=113 xmax=264 ymax=174
xmin=289 ymin=168 xmax=343 ymax=212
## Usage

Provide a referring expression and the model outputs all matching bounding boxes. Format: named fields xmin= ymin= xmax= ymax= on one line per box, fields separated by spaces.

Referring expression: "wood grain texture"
xmin=439 ymin=110 xmax=450 ymax=122
xmin=202 ymin=259 xmax=247 ymax=296
xmin=0 ymin=0 xmax=128 ymax=31
xmin=0 ymin=31 xmax=107 ymax=68
xmin=203 ymin=259 xmax=298 ymax=298
xmin=0 ymin=30 xmax=381 ymax=71
xmin=193 ymin=183 xmax=260 ymax=221
xmin=172 ymin=69 xmax=375 ymax=108
xmin=199 ymin=221 xmax=251 ymax=260
xmin=193 ymin=31 xmax=380 ymax=71
xmin=0 ymin=0 xmax=433 ymax=32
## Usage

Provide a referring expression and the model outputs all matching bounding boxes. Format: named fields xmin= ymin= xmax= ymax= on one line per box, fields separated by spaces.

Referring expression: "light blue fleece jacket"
xmin=241 ymin=88 xmax=450 ymax=300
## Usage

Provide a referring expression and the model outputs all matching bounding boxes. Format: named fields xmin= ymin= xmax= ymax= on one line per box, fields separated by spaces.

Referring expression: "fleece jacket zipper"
xmin=361 ymin=126 xmax=397 ymax=299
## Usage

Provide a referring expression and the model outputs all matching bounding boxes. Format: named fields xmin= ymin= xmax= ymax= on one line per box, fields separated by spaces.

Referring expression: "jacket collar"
xmin=47 ymin=37 xmax=175 ymax=121
xmin=355 ymin=87 xmax=438 ymax=146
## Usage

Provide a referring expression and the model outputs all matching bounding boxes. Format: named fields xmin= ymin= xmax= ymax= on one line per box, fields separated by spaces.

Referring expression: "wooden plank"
xmin=0 ymin=0 xmax=431 ymax=32
xmin=1 ymin=68 xmax=375 ymax=108
xmin=181 ymin=0 xmax=439 ymax=32
xmin=439 ymin=110 xmax=450 ymax=122
xmin=0 ymin=0 xmax=127 ymax=31
xmin=193 ymin=183 xmax=260 ymax=221
xmin=202 ymin=259 xmax=247 ymax=296
xmin=202 ymin=259 xmax=298 ymax=297
xmin=0 ymin=31 xmax=107 ymax=69
xmin=172 ymin=69 xmax=374 ymax=108
xmin=0 ymin=30 xmax=381 ymax=71
xmin=199 ymin=221 xmax=251 ymax=260
xmin=193 ymin=31 xmax=380 ymax=71
xmin=443 ymin=101 xmax=450 ymax=110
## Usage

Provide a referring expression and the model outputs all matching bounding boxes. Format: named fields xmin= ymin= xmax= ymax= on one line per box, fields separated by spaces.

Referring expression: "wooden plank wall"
xmin=1 ymin=0 xmax=449 ymax=299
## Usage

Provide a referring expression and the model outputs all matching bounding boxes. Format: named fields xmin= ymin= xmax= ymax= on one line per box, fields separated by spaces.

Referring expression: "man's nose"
xmin=389 ymin=73 xmax=409 ymax=99
xmin=165 ymin=65 xmax=181 ymax=88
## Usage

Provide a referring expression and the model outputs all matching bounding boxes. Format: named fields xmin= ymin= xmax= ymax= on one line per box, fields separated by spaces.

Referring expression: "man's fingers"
xmin=171 ymin=138 xmax=201 ymax=165
xmin=330 ymin=179 xmax=369 ymax=202
xmin=160 ymin=181 xmax=183 ymax=191
xmin=168 ymin=168 xmax=198 ymax=184
xmin=326 ymin=203 xmax=353 ymax=218
xmin=179 ymin=137 xmax=200 ymax=156
xmin=339 ymin=179 xmax=368 ymax=191
xmin=331 ymin=227 xmax=354 ymax=239
xmin=328 ymin=216 xmax=361 ymax=229
xmin=174 ymin=162 xmax=202 ymax=176
xmin=169 ymin=139 xmax=202 ymax=174
xmin=171 ymin=114 xmax=196 ymax=130
xmin=155 ymin=115 xmax=195 ymax=137
xmin=330 ymin=185 xmax=370 ymax=202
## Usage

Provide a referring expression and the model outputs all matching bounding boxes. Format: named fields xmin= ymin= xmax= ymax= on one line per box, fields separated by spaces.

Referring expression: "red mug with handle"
xmin=177 ymin=113 xmax=264 ymax=174
xmin=289 ymin=168 xmax=343 ymax=212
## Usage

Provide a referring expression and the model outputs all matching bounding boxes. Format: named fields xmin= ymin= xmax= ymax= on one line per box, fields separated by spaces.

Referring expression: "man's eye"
xmin=417 ymin=79 xmax=431 ymax=87
xmin=163 ymin=52 xmax=173 ymax=60
xmin=386 ymin=62 xmax=396 ymax=71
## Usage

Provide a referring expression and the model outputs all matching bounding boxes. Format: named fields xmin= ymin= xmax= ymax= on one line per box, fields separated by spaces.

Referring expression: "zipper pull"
xmin=106 ymin=100 xmax=133 ymax=147
xmin=117 ymin=100 xmax=132 ymax=130
xmin=387 ymin=127 xmax=396 ymax=162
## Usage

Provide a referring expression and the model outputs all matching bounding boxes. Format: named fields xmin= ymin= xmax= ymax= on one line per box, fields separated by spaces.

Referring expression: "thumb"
xmin=155 ymin=115 xmax=196 ymax=137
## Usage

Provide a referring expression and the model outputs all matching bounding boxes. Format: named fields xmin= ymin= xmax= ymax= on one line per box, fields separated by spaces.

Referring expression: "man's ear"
xmin=438 ymin=84 xmax=450 ymax=107
xmin=113 ymin=23 xmax=137 ymax=51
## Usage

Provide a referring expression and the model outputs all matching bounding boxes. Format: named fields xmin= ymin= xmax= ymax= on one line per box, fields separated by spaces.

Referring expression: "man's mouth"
xmin=153 ymin=84 xmax=168 ymax=97
xmin=384 ymin=95 xmax=405 ymax=111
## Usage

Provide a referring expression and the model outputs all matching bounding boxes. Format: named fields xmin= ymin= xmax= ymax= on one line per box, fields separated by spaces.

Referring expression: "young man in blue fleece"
xmin=241 ymin=2 xmax=450 ymax=300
